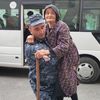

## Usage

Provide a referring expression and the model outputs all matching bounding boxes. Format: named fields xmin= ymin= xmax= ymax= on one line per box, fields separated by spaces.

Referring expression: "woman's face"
xmin=44 ymin=8 xmax=56 ymax=24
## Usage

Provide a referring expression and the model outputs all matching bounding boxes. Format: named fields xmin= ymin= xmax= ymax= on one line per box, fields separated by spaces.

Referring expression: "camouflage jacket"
xmin=25 ymin=39 xmax=58 ymax=94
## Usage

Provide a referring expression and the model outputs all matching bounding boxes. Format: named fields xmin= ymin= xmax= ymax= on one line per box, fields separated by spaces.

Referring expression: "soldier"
xmin=25 ymin=13 xmax=58 ymax=100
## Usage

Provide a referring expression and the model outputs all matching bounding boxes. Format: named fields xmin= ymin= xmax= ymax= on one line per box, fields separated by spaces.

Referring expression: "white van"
xmin=0 ymin=0 xmax=100 ymax=83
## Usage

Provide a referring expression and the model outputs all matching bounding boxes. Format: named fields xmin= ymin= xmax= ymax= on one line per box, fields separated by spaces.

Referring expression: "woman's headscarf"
xmin=44 ymin=4 xmax=60 ymax=21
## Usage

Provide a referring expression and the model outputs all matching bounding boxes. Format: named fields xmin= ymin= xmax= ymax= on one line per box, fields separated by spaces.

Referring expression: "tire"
xmin=77 ymin=57 xmax=100 ymax=83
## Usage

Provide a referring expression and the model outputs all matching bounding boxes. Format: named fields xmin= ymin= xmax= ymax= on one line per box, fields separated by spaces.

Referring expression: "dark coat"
xmin=46 ymin=20 xmax=79 ymax=96
xmin=24 ymin=28 xmax=31 ymax=42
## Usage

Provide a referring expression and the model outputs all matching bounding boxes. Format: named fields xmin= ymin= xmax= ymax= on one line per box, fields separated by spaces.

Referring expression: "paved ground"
xmin=0 ymin=67 xmax=100 ymax=100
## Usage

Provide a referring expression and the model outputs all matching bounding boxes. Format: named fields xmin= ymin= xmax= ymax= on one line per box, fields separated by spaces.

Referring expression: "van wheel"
xmin=77 ymin=57 xmax=100 ymax=83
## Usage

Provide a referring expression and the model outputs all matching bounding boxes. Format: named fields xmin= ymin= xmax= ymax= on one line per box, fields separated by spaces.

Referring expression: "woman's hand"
xmin=35 ymin=49 xmax=50 ymax=59
xmin=26 ymin=35 xmax=34 ymax=44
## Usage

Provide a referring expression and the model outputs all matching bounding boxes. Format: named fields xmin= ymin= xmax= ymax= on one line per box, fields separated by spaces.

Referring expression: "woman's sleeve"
xmin=52 ymin=23 xmax=71 ymax=59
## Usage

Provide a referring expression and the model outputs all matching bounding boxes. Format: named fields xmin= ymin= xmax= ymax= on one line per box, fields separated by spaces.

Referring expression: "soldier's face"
xmin=30 ymin=23 xmax=46 ymax=39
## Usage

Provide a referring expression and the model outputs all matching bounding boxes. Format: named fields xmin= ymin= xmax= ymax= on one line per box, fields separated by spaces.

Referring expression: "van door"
xmin=0 ymin=0 xmax=23 ymax=67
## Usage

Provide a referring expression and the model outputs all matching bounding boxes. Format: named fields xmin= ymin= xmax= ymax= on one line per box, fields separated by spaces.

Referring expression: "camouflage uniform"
xmin=25 ymin=39 xmax=58 ymax=100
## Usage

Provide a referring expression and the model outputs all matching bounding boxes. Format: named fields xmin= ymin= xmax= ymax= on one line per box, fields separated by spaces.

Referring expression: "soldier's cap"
xmin=29 ymin=13 xmax=45 ymax=27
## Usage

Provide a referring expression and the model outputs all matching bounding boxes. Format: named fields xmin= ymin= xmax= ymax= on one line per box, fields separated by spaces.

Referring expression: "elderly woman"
xmin=43 ymin=4 xmax=79 ymax=100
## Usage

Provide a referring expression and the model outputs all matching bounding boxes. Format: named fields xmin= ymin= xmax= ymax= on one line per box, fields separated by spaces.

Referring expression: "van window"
xmin=54 ymin=0 xmax=80 ymax=31
xmin=0 ymin=0 xmax=20 ymax=30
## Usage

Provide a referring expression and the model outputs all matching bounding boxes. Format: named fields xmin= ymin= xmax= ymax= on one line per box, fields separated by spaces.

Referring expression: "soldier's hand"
xmin=35 ymin=49 xmax=50 ymax=59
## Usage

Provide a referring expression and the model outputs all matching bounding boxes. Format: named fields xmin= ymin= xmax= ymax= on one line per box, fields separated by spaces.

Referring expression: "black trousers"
xmin=55 ymin=79 xmax=78 ymax=100
xmin=57 ymin=93 xmax=78 ymax=100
